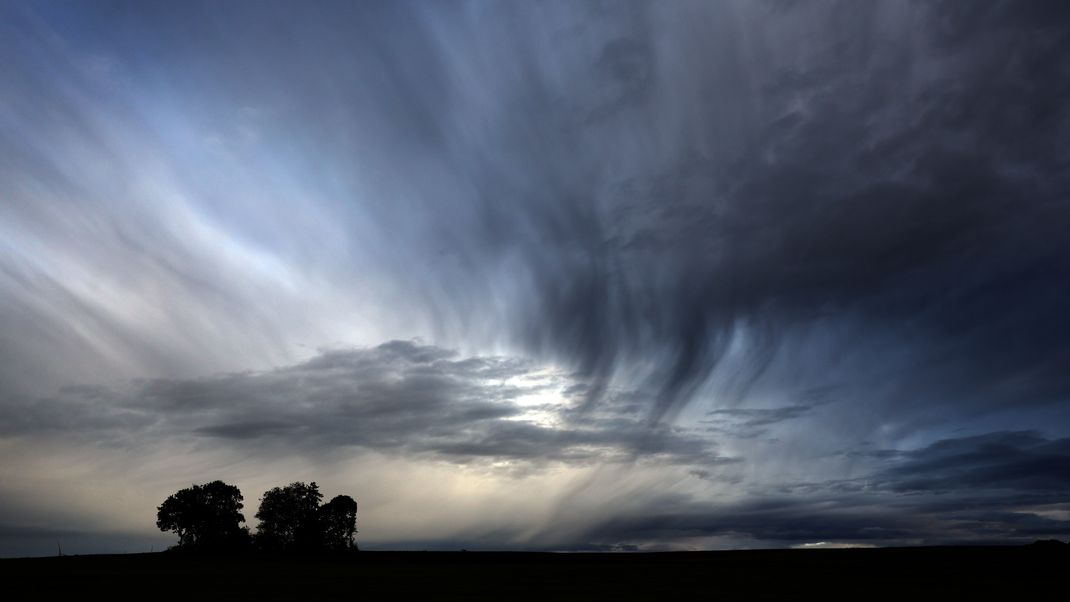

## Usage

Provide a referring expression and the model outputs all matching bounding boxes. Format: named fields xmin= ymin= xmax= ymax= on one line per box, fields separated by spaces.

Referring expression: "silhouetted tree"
xmin=320 ymin=495 xmax=358 ymax=551
xmin=156 ymin=480 xmax=249 ymax=551
xmin=255 ymin=481 xmax=324 ymax=552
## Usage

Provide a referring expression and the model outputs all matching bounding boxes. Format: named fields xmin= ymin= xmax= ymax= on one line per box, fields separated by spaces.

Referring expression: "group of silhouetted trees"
xmin=156 ymin=480 xmax=357 ymax=553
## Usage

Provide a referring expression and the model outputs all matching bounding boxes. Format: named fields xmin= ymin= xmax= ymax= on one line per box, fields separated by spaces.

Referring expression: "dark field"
xmin=1 ymin=546 xmax=1065 ymax=601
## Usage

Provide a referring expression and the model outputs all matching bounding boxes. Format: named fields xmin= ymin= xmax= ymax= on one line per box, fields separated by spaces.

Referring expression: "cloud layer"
xmin=7 ymin=341 xmax=724 ymax=468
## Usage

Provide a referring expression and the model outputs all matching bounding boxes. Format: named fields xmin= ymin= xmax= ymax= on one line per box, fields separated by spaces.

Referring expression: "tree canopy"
xmin=158 ymin=480 xmax=358 ymax=554
xmin=320 ymin=495 xmax=359 ymax=551
xmin=156 ymin=480 xmax=249 ymax=551
xmin=254 ymin=481 xmax=325 ymax=552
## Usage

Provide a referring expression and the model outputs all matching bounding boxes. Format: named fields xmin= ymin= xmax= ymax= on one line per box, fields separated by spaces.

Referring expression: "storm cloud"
xmin=574 ymin=431 xmax=1070 ymax=549
xmin=1 ymin=0 xmax=1069 ymax=554
xmin=5 ymin=340 xmax=726 ymax=467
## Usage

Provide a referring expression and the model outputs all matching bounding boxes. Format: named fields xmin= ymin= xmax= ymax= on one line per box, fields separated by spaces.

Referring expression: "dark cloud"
xmin=500 ymin=1 xmax=1068 ymax=421
xmin=578 ymin=497 xmax=924 ymax=547
xmin=3 ymin=341 xmax=727 ymax=468
xmin=575 ymin=493 xmax=1070 ymax=549
xmin=878 ymin=431 xmax=1070 ymax=494
xmin=569 ymin=431 xmax=1070 ymax=548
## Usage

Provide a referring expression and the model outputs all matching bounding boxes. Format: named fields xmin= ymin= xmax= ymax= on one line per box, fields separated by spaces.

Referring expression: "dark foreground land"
xmin=1 ymin=545 xmax=1065 ymax=600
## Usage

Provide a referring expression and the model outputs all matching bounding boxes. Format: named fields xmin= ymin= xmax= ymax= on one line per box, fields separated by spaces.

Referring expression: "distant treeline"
xmin=157 ymin=480 xmax=357 ymax=553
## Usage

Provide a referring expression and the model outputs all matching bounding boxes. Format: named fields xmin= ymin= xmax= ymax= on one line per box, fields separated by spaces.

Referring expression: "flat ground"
xmin=0 ymin=546 xmax=1064 ymax=600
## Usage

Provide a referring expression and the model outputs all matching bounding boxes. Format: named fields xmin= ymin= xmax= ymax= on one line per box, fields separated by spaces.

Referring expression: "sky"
xmin=1 ymin=0 xmax=1069 ymax=556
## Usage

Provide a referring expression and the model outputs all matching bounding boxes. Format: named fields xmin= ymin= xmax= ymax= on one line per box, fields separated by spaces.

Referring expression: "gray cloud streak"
xmin=572 ymin=431 xmax=1070 ymax=549
xmin=2 ymin=341 xmax=728 ymax=469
